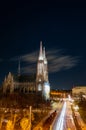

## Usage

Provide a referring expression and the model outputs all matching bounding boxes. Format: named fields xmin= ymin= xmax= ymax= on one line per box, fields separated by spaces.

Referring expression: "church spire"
xmin=18 ymin=59 xmax=20 ymax=76
xmin=39 ymin=41 xmax=43 ymax=60
xmin=43 ymin=47 xmax=47 ymax=64
xmin=43 ymin=47 xmax=46 ymax=58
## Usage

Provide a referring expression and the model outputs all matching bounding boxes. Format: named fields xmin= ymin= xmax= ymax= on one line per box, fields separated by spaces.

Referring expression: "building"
xmin=72 ymin=86 xmax=86 ymax=96
xmin=2 ymin=72 xmax=36 ymax=94
xmin=36 ymin=41 xmax=50 ymax=100
xmin=2 ymin=41 xmax=50 ymax=100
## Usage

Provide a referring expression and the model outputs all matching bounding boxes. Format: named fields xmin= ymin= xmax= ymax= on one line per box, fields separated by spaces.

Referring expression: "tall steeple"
xmin=43 ymin=47 xmax=47 ymax=64
xmin=39 ymin=41 xmax=43 ymax=60
xmin=18 ymin=60 xmax=20 ymax=76
xmin=43 ymin=47 xmax=48 ymax=82
xmin=43 ymin=47 xmax=45 ymax=58
xmin=36 ymin=41 xmax=50 ymax=100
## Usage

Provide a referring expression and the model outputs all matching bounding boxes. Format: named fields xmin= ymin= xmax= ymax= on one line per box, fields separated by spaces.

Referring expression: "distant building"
xmin=72 ymin=86 xmax=86 ymax=96
xmin=2 ymin=41 xmax=50 ymax=100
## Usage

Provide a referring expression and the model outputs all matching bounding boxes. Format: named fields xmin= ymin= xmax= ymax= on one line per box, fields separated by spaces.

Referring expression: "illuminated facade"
xmin=2 ymin=41 xmax=50 ymax=100
xmin=3 ymin=72 xmax=14 ymax=94
xmin=2 ymin=72 xmax=36 ymax=94
xmin=36 ymin=41 xmax=50 ymax=100
xmin=72 ymin=86 xmax=86 ymax=96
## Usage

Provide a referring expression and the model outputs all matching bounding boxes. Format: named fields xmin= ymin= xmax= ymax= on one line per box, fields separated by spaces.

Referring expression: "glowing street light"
xmin=73 ymin=105 xmax=79 ymax=111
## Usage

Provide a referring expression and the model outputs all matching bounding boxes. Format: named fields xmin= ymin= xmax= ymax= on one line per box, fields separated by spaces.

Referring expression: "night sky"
xmin=0 ymin=1 xmax=86 ymax=90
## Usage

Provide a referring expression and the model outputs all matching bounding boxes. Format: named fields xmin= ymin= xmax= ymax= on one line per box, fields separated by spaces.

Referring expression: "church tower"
xmin=36 ymin=41 xmax=44 ymax=91
xmin=36 ymin=41 xmax=50 ymax=100
xmin=3 ymin=72 xmax=14 ymax=94
xmin=43 ymin=47 xmax=48 ymax=82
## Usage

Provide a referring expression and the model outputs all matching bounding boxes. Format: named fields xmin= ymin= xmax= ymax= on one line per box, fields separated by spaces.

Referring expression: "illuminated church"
xmin=36 ymin=41 xmax=50 ymax=100
xmin=2 ymin=41 xmax=50 ymax=100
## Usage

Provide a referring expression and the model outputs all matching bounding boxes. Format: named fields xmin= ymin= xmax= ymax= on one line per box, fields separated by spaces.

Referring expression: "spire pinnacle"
xmin=39 ymin=41 xmax=43 ymax=60
xmin=40 ymin=41 xmax=42 ymax=55
xmin=43 ymin=47 xmax=47 ymax=64
xmin=43 ymin=47 xmax=45 ymax=58
xmin=18 ymin=59 xmax=20 ymax=76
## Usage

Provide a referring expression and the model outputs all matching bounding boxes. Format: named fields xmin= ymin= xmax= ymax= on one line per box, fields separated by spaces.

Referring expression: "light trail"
xmin=53 ymin=101 xmax=66 ymax=130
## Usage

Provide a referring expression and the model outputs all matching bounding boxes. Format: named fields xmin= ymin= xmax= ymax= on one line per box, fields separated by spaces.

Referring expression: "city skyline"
xmin=0 ymin=1 xmax=86 ymax=89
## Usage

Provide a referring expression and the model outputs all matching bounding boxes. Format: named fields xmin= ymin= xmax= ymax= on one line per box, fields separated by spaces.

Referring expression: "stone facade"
xmin=72 ymin=86 xmax=86 ymax=96
xmin=3 ymin=72 xmax=36 ymax=94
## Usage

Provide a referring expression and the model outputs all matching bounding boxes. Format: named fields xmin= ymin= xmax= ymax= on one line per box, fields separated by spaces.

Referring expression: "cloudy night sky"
xmin=0 ymin=1 xmax=86 ymax=90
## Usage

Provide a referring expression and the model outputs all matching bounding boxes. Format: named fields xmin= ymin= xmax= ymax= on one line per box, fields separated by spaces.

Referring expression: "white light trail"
xmin=54 ymin=102 xmax=66 ymax=130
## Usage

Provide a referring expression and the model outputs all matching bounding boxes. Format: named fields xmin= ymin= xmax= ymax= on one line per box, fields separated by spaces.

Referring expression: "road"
xmin=64 ymin=101 xmax=76 ymax=130
xmin=52 ymin=100 xmax=77 ymax=130
xmin=52 ymin=101 xmax=66 ymax=130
